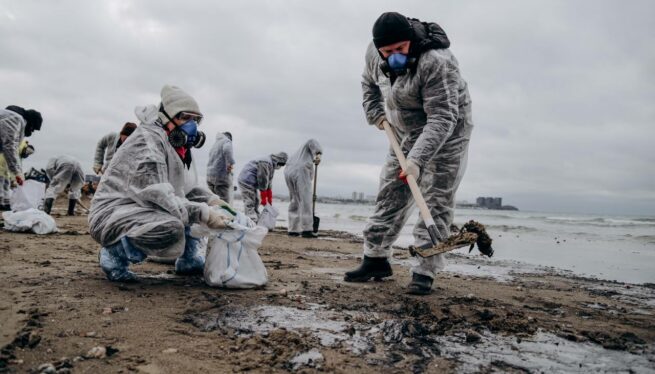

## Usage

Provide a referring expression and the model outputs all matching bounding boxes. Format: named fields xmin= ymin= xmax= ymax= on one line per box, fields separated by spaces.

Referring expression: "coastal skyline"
xmin=2 ymin=0 xmax=653 ymax=215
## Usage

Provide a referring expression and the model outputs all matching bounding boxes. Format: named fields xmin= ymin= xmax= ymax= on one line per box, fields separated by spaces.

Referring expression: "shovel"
xmin=312 ymin=164 xmax=320 ymax=233
xmin=382 ymin=121 xmax=491 ymax=257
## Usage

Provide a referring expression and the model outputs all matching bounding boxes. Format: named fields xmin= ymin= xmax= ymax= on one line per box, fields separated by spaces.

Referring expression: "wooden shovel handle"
xmin=382 ymin=121 xmax=437 ymax=230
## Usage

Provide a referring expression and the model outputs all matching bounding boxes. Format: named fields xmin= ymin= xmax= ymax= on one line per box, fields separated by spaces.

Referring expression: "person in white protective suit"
xmin=237 ymin=152 xmax=287 ymax=222
xmin=43 ymin=155 xmax=84 ymax=216
xmin=0 ymin=106 xmax=42 ymax=190
xmin=206 ymin=132 xmax=235 ymax=204
xmin=0 ymin=140 xmax=34 ymax=210
xmin=284 ymin=139 xmax=322 ymax=238
xmin=344 ymin=12 xmax=473 ymax=295
xmin=88 ymin=85 xmax=230 ymax=282
xmin=92 ymin=122 xmax=138 ymax=174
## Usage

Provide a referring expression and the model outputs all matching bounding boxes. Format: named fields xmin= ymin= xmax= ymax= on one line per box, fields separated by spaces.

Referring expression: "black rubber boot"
xmin=288 ymin=232 xmax=300 ymax=237
xmin=301 ymin=231 xmax=318 ymax=238
xmin=406 ymin=273 xmax=434 ymax=295
xmin=43 ymin=198 xmax=54 ymax=215
xmin=67 ymin=199 xmax=77 ymax=216
xmin=0 ymin=204 xmax=10 ymax=211
xmin=344 ymin=256 xmax=392 ymax=282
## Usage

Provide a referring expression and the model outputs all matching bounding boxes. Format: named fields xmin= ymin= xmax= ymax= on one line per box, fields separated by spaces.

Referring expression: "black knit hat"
xmin=120 ymin=122 xmax=137 ymax=136
xmin=372 ymin=12 xmax=413 ymax=48
xmin=24 ymin=109 xmax=42 ymax=131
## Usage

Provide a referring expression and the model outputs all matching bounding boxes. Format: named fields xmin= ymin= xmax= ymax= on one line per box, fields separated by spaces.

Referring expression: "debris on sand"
xmin=288 ymin=349 xmax=324 ymax=370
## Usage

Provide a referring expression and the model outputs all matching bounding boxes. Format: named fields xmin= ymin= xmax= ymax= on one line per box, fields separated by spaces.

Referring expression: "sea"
xmin=232 ymin=200 xmax=655 ymax=284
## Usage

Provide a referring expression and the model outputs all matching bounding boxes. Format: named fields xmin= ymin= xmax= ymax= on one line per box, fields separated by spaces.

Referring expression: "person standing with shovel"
xmin=344 ymin=12 xmax=473 ymax=295
xmin=284 ymin=139 xmax=322 ymax=238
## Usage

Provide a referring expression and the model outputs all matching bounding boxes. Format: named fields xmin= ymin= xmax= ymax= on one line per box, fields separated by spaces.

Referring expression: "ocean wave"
xmin=544 ymin=216 xmax=655 ymax=227
xmin=475 ymin=213 xmax=517 ymax=219
xmin=486 ymin=224 xmax=538 ymax=233
xmin=629 ymin=235 xmax=655 ymax=245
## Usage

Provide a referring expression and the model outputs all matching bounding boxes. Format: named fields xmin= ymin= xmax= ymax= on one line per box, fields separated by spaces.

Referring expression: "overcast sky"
xmin=1 ymin=0 xmax=653 ymax=215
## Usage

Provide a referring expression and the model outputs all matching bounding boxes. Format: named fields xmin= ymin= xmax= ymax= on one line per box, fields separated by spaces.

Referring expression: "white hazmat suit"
xmin=89 ymin=103 xmax=222 ymax=281
xmin=93 ymin=132 xmax=119 ymax=173
xmin=206 ymin=133 xmax=235 ymax=204
xmin=237 ymin=153 xmax=287 ymax=221
xmin=359 ymin=38 xmax=473 ymax=280
xmin=45 ymin=155 xmax=84 ymax=200
xmin=284 ymin=139 xmax=322 ymax=234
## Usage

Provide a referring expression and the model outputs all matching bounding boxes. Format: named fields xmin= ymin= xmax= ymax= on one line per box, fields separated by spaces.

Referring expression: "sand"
xmin=1 ymin=209 xmax=654 ymax=373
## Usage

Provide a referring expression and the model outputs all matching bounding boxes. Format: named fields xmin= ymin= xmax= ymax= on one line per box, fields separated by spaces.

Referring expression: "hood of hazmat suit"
xmin=284 ymin=139 xmax=323 ymax=232
xmin=206 ymin=132 xmax=235 ymax=184
xmin=0 ymin=109 xmax=26 ymax=176
xmin=88 ymin=104 xmax=217 ymax=257
xmin=238 ymin=152 xmax=287 ymax=191
xmin=284 ymin=139 xmax=322 ymax=178
xmin=270 ymin=152 xmax=288 ymax=168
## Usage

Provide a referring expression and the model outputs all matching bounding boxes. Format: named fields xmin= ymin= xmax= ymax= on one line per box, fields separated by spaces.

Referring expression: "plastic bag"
xmin=202 ymin=209 xmax=269 ymax=289
xmin=257 ymin=204 xmax=279 ymax=230
xmin=2 ymin=208 xmax=58 ymax=234
xmin=10 ymin=180 xmax=46 ymax=212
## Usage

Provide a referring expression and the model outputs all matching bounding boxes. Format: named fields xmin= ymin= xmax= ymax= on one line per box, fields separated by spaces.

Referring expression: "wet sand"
xmin=1 ymin=210 xmax=654 ymax=373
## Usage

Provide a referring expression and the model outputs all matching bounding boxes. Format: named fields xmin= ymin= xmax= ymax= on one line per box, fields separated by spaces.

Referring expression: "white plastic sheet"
xmin=10 ymin=180 xmax=45 ymax=212
xmin=2 ymin=208 xmax=58 ymax=234
xmin=201 ymin=209 xmax=269 ymax=289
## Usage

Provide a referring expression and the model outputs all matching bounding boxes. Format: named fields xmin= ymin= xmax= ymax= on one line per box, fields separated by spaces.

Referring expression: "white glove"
xmin=375 ymin=117 xmax=389 ymax=131
xmin=400 ymin=160 xmax=420 ymax=180
xmin=203 ymin=209 xmax=232 ymax=229
xmin=313 ymin=153 xmax=322 ymax=165
xmin=93 ymin=164 xmax=103 ymax=174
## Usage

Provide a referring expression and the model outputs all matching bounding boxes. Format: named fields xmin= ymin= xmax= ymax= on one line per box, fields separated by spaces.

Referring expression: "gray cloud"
xmin=1 ymin=0 xmax=653 ymax=214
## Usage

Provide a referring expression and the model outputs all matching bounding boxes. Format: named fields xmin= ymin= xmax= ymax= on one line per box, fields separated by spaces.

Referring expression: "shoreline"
xmin=1 ymin=213 xmax=654 ymax=373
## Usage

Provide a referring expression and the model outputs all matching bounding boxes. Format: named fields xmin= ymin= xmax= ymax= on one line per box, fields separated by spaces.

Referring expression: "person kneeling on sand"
xmin=88 ymin=85 xmax=231 ymax=282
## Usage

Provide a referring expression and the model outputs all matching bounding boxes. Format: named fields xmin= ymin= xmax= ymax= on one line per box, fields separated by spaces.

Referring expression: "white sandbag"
xmin=10 ymin=180 xmax=46 ymax=212
xmin=2 ymin=208 xmax=58 ymax=234
xmin=202 ymin=209 xmax=269 ymax=289
xmin=257 ymin=204 xmax=279 ymax=230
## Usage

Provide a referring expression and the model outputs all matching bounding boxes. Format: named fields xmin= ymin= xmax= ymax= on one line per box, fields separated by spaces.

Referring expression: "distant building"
xmin=476 ymin=196 xmax=503 ymax=210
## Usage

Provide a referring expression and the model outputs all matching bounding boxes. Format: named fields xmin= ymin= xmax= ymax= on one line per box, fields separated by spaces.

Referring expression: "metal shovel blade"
xmin=313 ymin=215 xmax=320 ymax=234
xmin=410 ymin=232 xmax=479 ymax=258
